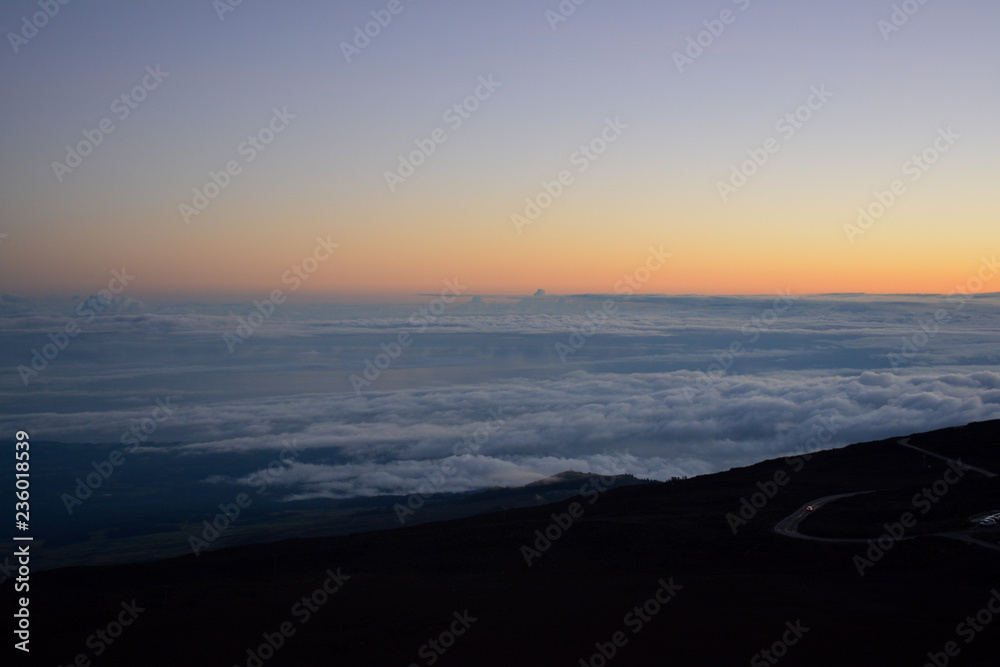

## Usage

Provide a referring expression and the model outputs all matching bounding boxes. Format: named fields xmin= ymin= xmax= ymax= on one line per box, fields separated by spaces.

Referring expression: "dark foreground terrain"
xmin=10 ymin=420 xmax=1000 ymax=666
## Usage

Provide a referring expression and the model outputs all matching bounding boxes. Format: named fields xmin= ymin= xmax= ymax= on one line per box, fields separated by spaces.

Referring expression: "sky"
xmin=1 ymin=0 xmax=998 ymax=299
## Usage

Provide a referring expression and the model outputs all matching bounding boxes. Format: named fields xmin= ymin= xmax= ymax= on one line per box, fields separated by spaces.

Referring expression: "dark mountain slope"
xmin=13 ymin=420 xmax=1000 ymax=666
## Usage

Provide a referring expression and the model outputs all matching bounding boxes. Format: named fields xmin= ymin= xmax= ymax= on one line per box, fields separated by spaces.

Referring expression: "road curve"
xmin=773 ymin=438 xmax=999 ymax=547
xmin=773 ymin=491 xmax=877 ymax=543
xmin=774 ymin=491 xmax=1000 ymax=554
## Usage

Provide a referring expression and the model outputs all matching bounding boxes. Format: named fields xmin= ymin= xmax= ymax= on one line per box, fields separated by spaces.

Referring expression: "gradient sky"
xmin=1 ymin=0 xmax=998 ymax=299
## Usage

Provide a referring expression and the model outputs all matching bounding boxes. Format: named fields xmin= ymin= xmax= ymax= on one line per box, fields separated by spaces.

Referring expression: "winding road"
xmin=772 ymin=492 xmax=876 ymax=543
xmin=773 ymin=439 xmax=998 ymax=549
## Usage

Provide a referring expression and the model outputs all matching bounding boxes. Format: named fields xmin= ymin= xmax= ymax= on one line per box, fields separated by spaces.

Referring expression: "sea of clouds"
xmin=2 ymin=292 xmax=999 ymax=499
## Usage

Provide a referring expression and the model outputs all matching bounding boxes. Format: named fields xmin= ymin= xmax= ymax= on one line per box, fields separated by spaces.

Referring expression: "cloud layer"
xmin=3 ymin=295 xmax=1000 ymax=498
